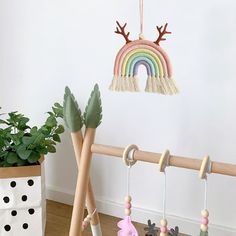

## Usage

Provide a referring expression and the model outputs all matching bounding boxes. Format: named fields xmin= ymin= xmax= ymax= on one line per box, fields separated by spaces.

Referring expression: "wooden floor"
xmin=46 ymin=200 xmax=187 ymax=236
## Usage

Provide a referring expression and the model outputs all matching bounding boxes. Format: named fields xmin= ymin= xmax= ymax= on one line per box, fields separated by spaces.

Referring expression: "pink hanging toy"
xmin=199 ymin=156 xmax=211 ymax=236
xmin=117 ymin=212 xmax=138 ymax=236
xmin=117 ymin=145 xmax=139 ymax=236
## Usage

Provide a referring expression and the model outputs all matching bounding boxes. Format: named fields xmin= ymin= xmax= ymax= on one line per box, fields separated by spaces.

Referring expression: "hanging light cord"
xmin=163 ymin=170 xmax=167 ymax=219
xmin=204 ymin=178 xmax=208 ymax=210
xmin=127 ymin=164 xmax=131 ymax=196
xmin=139 ymin=0 xmax=144 ymax=38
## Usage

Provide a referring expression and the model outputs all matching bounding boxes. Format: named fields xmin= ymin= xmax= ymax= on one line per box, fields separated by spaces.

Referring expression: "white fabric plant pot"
xmin=0 ymin=158 xmax=46 ymax=236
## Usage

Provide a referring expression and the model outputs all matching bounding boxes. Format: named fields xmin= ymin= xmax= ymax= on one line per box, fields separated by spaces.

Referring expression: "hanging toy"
xmin=200 ymin=210 xmax=209 ymax=236
xmin=168 ymin=227 xmax=180 ymax=236
xmin=110 ymin=0 xmax=178 ymax=95
xmin=144 ymin=220 xmax=158 ymax=236
xmin=81 ymin=209 xmax=97 ymax=231
xmin=117 ymin=196 xmax=137 ymax=236
xmin=199 ymin=156 xmax=211 ymax=236
xmin=117 ymin=145 xmax=139 ymax=236
xmin=158 ymin=150 xmax=170 ymax=236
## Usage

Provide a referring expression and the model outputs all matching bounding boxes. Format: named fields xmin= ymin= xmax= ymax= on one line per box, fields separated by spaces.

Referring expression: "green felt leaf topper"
xmin=200 ymin=231 xmax=208 ymax=236
xmin=63 ymin=86 xmax=83 ymax=132
xmin=84 ymin=84 xmax=102 ymax=128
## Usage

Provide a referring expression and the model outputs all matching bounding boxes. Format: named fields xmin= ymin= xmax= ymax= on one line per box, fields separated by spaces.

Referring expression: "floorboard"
xmin=45 ymin=200 xmax=187 ymax=236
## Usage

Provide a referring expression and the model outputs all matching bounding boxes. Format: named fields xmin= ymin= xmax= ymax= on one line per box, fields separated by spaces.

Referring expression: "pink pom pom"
xmin=160 ymin=226 xmax=167 ymax=233
xmin=125 ymin=202 xmax=132 ymax=209
xmin=201 ymin=217 xmax=209 ymax=225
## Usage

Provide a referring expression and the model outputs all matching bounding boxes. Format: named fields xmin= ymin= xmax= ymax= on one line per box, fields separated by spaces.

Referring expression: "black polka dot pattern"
xmin=22 ymin=223 xmax=28 ymax=229
xmin=27 ymin=179 xmax=34 ymax=186
xmin=22 ymin=195 xmax=28 ymax=202
xmin=4 ymin=225 xmax=11 ymax=231
xmin=3 ymin=196 xmax=10 ymax=203
xmin=10 ymin=181 xmax=16 ymax=188
xmin=2 ymin=179 xmax=38 ymax=233
xmin=11 ymin=210 xmax=17 ymax=216
xmin=28 ymin=208 xmax=35 ymax=215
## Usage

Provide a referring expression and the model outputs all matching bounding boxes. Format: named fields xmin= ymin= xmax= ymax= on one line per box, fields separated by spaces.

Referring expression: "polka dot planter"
xmin=0 ymin=158 xmax=46 ymax=236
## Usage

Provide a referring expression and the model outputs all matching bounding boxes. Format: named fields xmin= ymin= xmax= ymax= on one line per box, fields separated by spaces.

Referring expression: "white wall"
xmin=1 ymin=0 xmax=236 ymax=235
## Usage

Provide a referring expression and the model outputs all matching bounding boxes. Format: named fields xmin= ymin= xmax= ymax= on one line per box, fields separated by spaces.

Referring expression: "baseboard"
xmin=46 ymin=185 xmax=74 ymax=205
xmin=46 ymin=186 xmax=236 ymax=236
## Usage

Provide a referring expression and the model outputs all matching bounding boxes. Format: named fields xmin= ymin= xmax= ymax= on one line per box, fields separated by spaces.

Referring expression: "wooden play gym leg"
xmin=71 ymin=132 xmax=102 ymax=235
xmin=69 ymin=128 xmax=100 ymax=236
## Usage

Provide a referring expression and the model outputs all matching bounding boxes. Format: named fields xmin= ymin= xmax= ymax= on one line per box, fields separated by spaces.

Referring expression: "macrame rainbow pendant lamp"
xmin=109 ymin=21 xmax=179 ymax=95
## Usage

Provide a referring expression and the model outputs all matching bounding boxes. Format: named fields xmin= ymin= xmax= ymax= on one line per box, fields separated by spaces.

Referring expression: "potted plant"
xmin=0 ymin=103 xmax=64 ymax=236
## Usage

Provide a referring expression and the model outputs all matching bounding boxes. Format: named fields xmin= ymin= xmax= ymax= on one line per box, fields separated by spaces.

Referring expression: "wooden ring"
xmin=159 ymin=150 xmax=170 ymax=172
xmin=123 ymin=144 xmax=139 ymax=166
xmin=199 ymin=156 xmax=211 ymax=179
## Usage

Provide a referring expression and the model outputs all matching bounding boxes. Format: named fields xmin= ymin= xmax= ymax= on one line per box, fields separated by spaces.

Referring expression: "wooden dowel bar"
xmin=91 ymin=144 xmax=236 ymax=177
xmin=211 ymin=162 xmax=236 ymax=176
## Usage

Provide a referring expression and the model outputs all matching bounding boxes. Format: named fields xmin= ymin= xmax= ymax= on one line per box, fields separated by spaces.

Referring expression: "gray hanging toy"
xmin=144 ymin=220 xmax=158 ymax=236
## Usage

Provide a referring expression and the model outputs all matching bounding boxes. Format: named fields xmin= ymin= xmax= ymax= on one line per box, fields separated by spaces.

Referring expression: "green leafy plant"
xmin=0 ymin=103 xmax=64 ymax=167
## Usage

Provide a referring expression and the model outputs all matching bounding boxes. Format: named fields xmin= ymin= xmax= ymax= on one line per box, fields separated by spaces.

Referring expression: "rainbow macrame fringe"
xmin=110 ymin=40 xmax=178 ymax=95
xmin=110 ymin=75 xmax=178 ymax=95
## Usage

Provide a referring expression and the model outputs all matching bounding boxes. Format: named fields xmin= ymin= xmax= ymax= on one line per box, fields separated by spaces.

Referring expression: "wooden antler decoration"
xmin=154 ymin=23 xmax=171 ymax=46
xmin=115 ymin=21 xmax=132 ymax=44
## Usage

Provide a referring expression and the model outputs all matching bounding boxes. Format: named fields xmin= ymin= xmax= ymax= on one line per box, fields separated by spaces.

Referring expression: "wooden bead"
xmin=125 ymin=208 xmax=131 ymax=216
xmin=139 ymin=33 xmax=145 ymax=40
xmin=160 ymin=219 xmax=168 ymax=227
xmin=201 ymin=217 xmax=209 ymax=225
xmin=125 ymin=202 xmax=132 ymax=209
xmin=160 ymin=226 xmax=167 ymax=233
xmin=201 ymin=209 xmax=209 ymax=217
xmin=200 ymin=224 xmax=208 ymax=232
xmin=85 ymin=215 xmax=91 ymax=221
xmin=125 ymin=196 xmax=132 ymax=203
xmin=160 ymin=233 xmax=167 ymax=236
